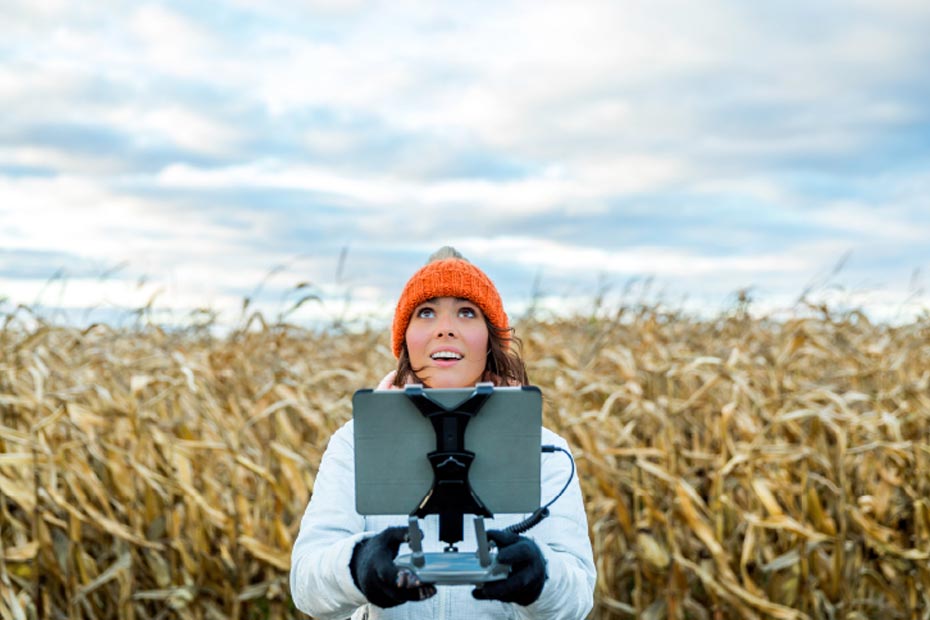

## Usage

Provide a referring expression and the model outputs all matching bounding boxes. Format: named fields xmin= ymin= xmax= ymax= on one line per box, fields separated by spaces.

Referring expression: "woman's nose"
xmin=434 ymin=313 xmax=455 ymax=337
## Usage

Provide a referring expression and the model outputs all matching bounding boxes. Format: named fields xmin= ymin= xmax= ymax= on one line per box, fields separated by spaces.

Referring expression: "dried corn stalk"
xmin=0 ymin=307 xmax=927 ymax=619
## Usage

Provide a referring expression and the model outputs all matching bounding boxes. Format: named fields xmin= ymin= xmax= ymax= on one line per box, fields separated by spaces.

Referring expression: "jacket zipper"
xmin=437 ymin=583 xmax=447 ymax=620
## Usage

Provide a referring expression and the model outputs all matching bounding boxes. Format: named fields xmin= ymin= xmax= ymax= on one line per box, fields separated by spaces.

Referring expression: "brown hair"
xmin=392 ymin=316 xmax=529 ymax=388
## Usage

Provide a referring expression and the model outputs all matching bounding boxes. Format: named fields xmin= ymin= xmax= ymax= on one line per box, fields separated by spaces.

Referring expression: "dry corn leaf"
xmin=636 ymin=531 xmax=670 ymax=571
xmin=0 ymin=472 xmax=35 ymax=512
xmin=739 ymin=525 xmax=765 ymax=598
xmin=237 ymin=536 xmax=290 ymax=571
xmin=848 ymin=508 xmax=929 ymax=560
xmin=75 ymin=551 xmax=131 ymax=599
xmin=675 ymin=553 xmax=807 ymax=620
xmin=0 ymin=580 xmax=28 ymax=620
xmin=66 ymin=402 xmax=107 ymax=434
xmin=0 ymin=453 xmax=42 ymax=466
xmin=2 ymin=542 xmax=38 ymax=562
xmin=751 ymin=478 xmax=784 ymax=517
xmin=743 ymin=514 xmax=830 ymax=543
xmin=675 ymin=482 xmax=724 ymax=560
xmin=175 ymin=479 xmax=229 ymax=529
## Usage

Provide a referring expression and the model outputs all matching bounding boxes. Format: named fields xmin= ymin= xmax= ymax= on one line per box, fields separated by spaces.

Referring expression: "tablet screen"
xmin=353 ymin=386 xmax=542 ymax=515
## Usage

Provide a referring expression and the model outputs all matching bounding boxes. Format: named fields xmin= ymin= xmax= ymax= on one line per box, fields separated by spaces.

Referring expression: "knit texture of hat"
xmin=391 ymin=258 xmax=508 ymax=358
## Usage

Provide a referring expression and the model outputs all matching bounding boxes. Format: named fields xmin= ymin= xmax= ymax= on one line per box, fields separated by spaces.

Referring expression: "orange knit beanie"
xmin=391 ymin=251 xmax=509 ymax=358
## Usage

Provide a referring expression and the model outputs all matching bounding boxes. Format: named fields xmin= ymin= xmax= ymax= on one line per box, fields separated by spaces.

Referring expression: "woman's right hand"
xmin=375 ymin=370 xmax=400 ymax=390
xmin=349 ymin=526 xmax=437 ymax=608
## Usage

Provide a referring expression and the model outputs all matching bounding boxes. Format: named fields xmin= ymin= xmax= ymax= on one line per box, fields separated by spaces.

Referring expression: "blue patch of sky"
xmin=0 ymin=249 xmax=121 ymax=280
xmin=70 ymin=73 xmax=134 ymax=106
xmin=301 ymin=245 xmax=484 ymax=306
xmin=658 ymin=207 xmax=815 ymax=253
xmin=166 ymin=1 xmax=267 ymax=36
xmin=680 ymin=123 xmax=930 ymax=208
xmin=863 ymin=118 xmax=930 ymax=172
xmin=246 ymin=107 xmax=392 ymax=164
xmin=780 ymin=131 xmax=930 ymax=180
xmin=345 ymin=247 xmax=428 ymax=283
xmin=17 ymin=74 xmax=264 ymax=170
xmin=482 ymin=268 xmax=544 ymax=310
xmin=210 ymin=245 xmax=420 ymax=316
xmin=117 ymin=186 xmax=384 ymax=271
xmin=0 ymin=164 xmax=57 ymax=178
xmin=850 ymin=246 xmax=930 ymax=275
xmin=7 ymin=120 xmax=230 ymax=172
xmin=733 ymin=3 xmax=860 ymax=41
xmin=777 ymin=165 xmax=924 ymax=208
xmin=127 ymin=186 xmax=362 ymax=243
xmin=810 ymin=259 xmax=929 ymax=307
xmin=15 ymin=123 xmax=130 ymax=155
xmin=242 ymin=104 xmax=536 ymax=181
xmin=15 ymin=64 xmax=534 ymax=183
xmin=675 ymin=64 xmax=928 ymax=169
xmin=620 ymin=71 xmax=924 ymax=196
xmin=506 ymin=209 xmax=668 ymax=248
xmin=140 ymin=77 xmax=240 ymax=113
xmin=252 ymin=204 xmax=384 ymax=254
xmin=170 ymin=0 xmax=361 ymax=46
xmin=418 ymin=145 xmax=534 ymax=181
xmin=131 ymin=145 xmax=234 ymax=173
xmin=484 ymin=260 xmax=678 ymax=318
xmin=512 ymin=199 xmax=822 ymax=255
xmin=373 ymin=137 xmax=534 ymax=181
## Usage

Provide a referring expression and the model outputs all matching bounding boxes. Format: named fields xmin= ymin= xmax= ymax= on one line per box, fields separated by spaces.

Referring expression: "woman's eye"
xmin=416 ymin=307 xmax=435 ymax=318
xmin=458 ymin=307 xmax=477 ymax=318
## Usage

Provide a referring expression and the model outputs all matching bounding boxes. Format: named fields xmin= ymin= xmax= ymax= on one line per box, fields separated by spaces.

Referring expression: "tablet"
xmin=353 ymin=385 xmax=542 ymax=516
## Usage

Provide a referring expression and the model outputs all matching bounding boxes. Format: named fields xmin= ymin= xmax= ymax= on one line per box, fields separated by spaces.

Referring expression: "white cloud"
xmin=156 ymin=155 xmax=687 ymax=217
xmin=2 ymin=0 xmax=929 ymax=325
xmin=138 ymin=106 xmax=242 ymax=156
xmin=0 ymin=174 xmax=325 ymax=321
xmin=128 ymin=4 xmax=223 ymax=78
xmin=454 ymin=237 xmax=812 ymax=278
xmin=0 ymin=176 xmax=254 ymax=264
xmin=226 ymin=0 xmax=369 ymax=16
xmin=250 ymin=36 xmax=415 ymax=115
xmin=804 ymin=203 xmax=930 ymax=243
xmin=690 ymin=178 xmax=789 ymax=204
xmin=0 ymin=146 xmax=125 ymax=175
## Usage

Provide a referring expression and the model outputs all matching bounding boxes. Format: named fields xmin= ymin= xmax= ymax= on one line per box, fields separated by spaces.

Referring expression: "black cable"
xmin=504 ymin=445 xmax=575 ymax=535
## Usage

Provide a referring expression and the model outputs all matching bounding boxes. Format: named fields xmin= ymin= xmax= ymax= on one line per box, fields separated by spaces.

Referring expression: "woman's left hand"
xmin=472 ymin=530 xmax=547 ymax=606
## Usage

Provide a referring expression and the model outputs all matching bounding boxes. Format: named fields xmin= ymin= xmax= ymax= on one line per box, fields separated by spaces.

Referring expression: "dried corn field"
xmin=1 ymin=307 xmax=929 ymax=619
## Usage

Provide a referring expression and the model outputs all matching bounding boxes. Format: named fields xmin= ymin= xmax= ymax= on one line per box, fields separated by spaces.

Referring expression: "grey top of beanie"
xmin=427 ymin=246 xmax=467 ymax=263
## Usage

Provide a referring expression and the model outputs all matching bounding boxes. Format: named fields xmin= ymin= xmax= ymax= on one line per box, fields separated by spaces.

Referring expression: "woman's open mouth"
xmin=430 ymin=350 xmax=462 ymax=366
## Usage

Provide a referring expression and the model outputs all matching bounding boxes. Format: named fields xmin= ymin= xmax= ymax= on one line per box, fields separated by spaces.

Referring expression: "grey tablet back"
xmin=353 ymin=386 xmax=542 ymax=515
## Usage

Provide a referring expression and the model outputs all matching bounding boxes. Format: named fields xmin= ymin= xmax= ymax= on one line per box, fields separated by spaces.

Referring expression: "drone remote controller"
xmin=394 ymin=516 xmax=510 ymax=585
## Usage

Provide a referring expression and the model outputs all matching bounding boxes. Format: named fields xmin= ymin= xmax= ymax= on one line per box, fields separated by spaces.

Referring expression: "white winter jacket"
xmin=290 ymin=378 xmax=596 ymax=620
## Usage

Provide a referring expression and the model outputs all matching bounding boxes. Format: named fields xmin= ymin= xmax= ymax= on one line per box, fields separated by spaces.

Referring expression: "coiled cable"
xmin=504 ymin=444 xmax=575 ymax=535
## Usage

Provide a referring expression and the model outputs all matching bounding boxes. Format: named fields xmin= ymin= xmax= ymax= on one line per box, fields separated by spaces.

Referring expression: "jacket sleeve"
xmin=290 ymin=422 xmax=371 ymax=619
xmin=515 ymin=430 xmax=596 ymax=620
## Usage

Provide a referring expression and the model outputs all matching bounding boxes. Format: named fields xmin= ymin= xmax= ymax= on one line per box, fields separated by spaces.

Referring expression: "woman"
xmin=290 ymin=247 xmax=595 ymax=619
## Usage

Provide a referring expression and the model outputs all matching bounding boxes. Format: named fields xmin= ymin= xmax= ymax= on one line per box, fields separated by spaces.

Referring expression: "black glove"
xmin=472 ymin=530 xmax=547 ymax=606
xmin=349 ymin=526 xmax=437 ymax=608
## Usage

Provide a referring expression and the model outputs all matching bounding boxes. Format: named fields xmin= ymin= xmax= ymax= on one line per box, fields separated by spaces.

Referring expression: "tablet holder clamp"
xmin=393 ymin=383 xmax=510 ymax=585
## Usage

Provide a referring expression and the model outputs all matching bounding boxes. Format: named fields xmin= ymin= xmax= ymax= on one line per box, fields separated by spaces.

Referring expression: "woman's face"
xmin=405 ymin=296 xmax=489 ymax=388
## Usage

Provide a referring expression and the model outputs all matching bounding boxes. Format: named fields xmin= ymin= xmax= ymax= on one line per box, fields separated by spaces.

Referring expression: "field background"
xmin=1 ymin=304 xmax=929 ymax=619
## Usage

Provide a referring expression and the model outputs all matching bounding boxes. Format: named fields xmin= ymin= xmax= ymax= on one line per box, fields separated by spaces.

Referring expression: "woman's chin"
xmin=421 ymin=370 xmax=482 ymax=389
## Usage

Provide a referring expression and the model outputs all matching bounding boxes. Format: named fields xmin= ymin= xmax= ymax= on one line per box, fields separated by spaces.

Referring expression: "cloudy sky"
xmin=2 ymin=0 xmax=929 ymax=329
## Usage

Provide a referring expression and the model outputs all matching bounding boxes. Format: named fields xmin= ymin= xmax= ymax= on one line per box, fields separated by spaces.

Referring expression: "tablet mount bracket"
xmin=403 ymin=382 xmax=494 ymax=550
xmin=394 ymin=382 xmax=509 ymax=584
